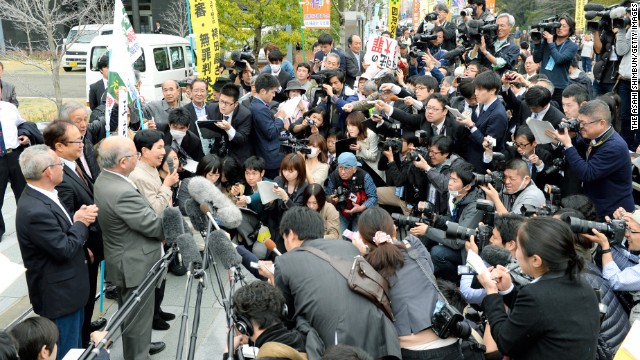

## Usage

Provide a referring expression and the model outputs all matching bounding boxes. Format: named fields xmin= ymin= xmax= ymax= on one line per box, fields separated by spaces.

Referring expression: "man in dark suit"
xmin=266 ymin=49 xmax=293 ymax=103
xmin=43 ymin=120 xmax=105 ymax=344
xmin=505 ymin=85 xmax=564 ymax=132
xmin=344 ymin=35 xmax=365 ymax=88
xmin=88 ymin=56 xmax=108 ymax=111
xmin=183 ymin=79 xmax=215 ymax=130
xmin=433 ymin=3 xmax=457 ymax=50
xmin=0 ymin=61 xmax=19 ymax=107
xmin=204 ymin=83 xmax=253 ymax=164
xmin=456 ymin=71 xmax=508 ymax=172
xmin=94 ymin=136 xmax=166 ymax=359
xmin=15 ymin=145 xmax=98 ymax=358
xmin=312 ymin=33 xmax=347 ymax=75
xmin=159 ymin=107 xmax=204 ymax=163
xmin=251 ymin=74 xmax=287 ymax=179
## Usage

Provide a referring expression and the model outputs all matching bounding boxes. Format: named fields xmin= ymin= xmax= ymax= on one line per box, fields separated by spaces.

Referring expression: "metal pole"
xmin=299 ymin=2 xmax=306 ymax=62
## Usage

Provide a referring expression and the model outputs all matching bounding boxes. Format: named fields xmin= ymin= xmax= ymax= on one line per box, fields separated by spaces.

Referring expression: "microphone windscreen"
xmin=389 ymin=95 xmax=399 ymax=102
xmin=467 ymin=19 xmax=484 ymax=28
xmin=480 ymin=245 xmax=512 ymax=267
xmin=264 ymin=239 xmax=278 ymax=252
xmin=175 ymin=233 xmax=201 ymax=266
xmin=609 ymin=6 xmax=626 ymax=19
xmin=208 ymin=229 xmax=242 ymax=270
xmin=185 ymin=199 xmax=208 ymax=233
xmin=583 ymin=3 xmax=605 ymax=11
xmin=167 ymin=156 xmax=174 ymax=174
xmin=188 ymin=176 xmax=243 ymax=229
xmin=162 ymin=207 xmax=184 ymax=245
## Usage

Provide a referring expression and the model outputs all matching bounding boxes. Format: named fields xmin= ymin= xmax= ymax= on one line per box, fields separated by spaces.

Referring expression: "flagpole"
xmin=185 ymin=0 xmax=197 ymax=75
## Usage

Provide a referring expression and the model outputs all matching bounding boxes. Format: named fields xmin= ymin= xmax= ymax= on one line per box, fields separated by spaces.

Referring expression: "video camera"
xmin=584 ymin=3 xmax=629 ymax=31
xmin=279 ymin=136 xmax=311 ymax=155
xmin=531 ymin=16 xmax=561 ymax=42
xmin=566 ymin=217 xmax=626 ymax=246
xmin=310 ymin=71 xmax=333 ymax=99
xmin=230 ymin=46 xmax=256 ymax=72
xmin=432 ymin=302 xmax=472 ymax=339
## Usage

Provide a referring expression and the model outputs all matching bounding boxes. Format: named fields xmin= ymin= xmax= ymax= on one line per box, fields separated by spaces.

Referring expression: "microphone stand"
xmin=78 ymin=247 xmax=176 ymax=360
xmin=187 ymin=265 xmax=205 ymax=360
xmin=175 ymin=261 xmax=197 ymax=360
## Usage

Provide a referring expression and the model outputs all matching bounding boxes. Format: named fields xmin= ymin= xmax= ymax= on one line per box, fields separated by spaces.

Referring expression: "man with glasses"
xmin=468 ymin=13 xmax=520 ymax=75
xmin=549 ymin=100 xmax=634 ymax=218
xmin=43 ymin=120 xmax=105 ymax=346
xmin=94 ymin=136 xmax=167 ymax=359
xmin=206 ymin=83 xmax=253 ymax=164
xmin=184 ymin=79 xmax=215 ymax=130
xmin=58 ymin=102 xmax=102 ymax=179
xmin=16 ymin=145 xmax=98 ymax=358
xmin=432 ymin=3 xmax=457 ymax=50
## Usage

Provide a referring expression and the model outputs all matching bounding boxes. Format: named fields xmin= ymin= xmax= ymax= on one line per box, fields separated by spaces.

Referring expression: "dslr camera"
xmin=230 ymin=46 xmax=256 ymax=72
xmin=472 ymin=171 xmax=504 ymax=192
xmin=405 ymin=147 xmax=429 ymax=162
xmin=380 ymin=137 xmax=403 ymax=154
xmin=566 ymin=217 xmax=627 ymax=246
xmin=333 ymin=186 xmax=349 ymax=211
xmin=432 ymin=302 xmax=471 ymax=339
xmin=544 ymin=157 xmax=566 ymax=175
xmin=392 ymin=213 xmax=432 ymax=228
xmin=280 ymin=136 xmax=311 ymax=155
xmin=558 ymin=118 xmax=580 ymax=133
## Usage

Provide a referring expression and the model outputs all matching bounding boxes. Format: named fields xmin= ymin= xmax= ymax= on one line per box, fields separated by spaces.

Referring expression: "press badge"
xmin=349 ymin=193 xmax=358 ymax=203
xmin=545 ymin=56 xmax=555 ymax=71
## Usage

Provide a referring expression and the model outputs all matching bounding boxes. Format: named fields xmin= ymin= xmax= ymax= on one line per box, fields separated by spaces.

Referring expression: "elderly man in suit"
xmin=344 ymin=35 xmax=365 ymax=88
xmin=94 ymin=136 xmax=166 ymax=359
xmin=43 ymin=120 xmax=105 ymax=345
xmin=15 ymin=145 xmax=98 ymax=358
xmin=58 ymin=102 xmax=102 ymax=179
xmin=0 ymin=61 xmax=19 ymax=107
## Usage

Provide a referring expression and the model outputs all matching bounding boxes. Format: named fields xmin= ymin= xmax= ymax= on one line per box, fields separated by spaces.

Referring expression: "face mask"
xmin=170 ymin=129 xmax=186 ymax=142
xmin=307 ymin=147 xmax=319 ymax=158
xmin=509 ymin=177 xmax=528 ymax=195
xmin=271 ymin=64 xmax=281 ymax=73
xmin=449 ymin=190 xmax=460 ymax=197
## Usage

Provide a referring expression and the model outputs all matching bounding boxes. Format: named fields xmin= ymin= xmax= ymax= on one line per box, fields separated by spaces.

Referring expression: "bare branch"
xmin=160 ymin=0 xmax=190 ymax=37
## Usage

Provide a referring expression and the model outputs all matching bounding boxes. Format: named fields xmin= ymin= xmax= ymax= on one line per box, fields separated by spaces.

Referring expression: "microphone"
xmin=264 ymin=239 xmax=282 ymax=256
xmin=167 ymin=156 xmax=175 ymax=174
xmin=207 ymin=229 xmax=242 ymax=270
xmin=162 ymin=207 xmax=185 ymax=245
xmin=188 ymin=176 xmax=243 ymax=229
xmin=185 ymin=198 xmax=208 ymax=233
xmin=173 ymin=233 xmax=202 ymax=271
xmin=480 ymin=245 xmax=512 ymax=267
xmin=609 ymin=6 xmax=626 ymax=19
xmin=584 ymin=3 xmax=605 ymax=11
xmin=467 ymin=19 xmax=484 ymax=29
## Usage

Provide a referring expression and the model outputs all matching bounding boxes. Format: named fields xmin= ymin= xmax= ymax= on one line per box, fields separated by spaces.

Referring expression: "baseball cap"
xmin=338 ymin=152 xmax=361 ymax=168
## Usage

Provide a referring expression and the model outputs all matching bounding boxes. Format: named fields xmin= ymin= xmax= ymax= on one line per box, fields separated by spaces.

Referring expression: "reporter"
xmin=479 ymin=158 xmax=545 ymax=215
xmin=357 ymin=208 xmax=464 ymax=359
xmin=477 ymin=217 xmax=600 ymax=359
xmin=345 ymin=112 xmax=383 ymax=180
xmin=304 ymin=184 xmax=340 ymax=239
xmin=305 ymin=134 xmax=330 ymax=185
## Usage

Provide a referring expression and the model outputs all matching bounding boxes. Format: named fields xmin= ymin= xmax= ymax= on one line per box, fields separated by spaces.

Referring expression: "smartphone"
xmin=457 ymin=265 xmax=478 ymax=276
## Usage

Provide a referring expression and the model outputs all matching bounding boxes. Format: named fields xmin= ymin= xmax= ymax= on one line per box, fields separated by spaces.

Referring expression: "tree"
xmin=0 ymin=0 xmax=103 ymax=110
xmin=161 ymin=0 xmax=190 ymax=37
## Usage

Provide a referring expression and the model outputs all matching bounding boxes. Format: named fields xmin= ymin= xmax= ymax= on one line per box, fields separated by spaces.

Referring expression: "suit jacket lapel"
xmin=64 ymin=166 xmax=93 ymax=195
xmin=25 ymin=186 xmax=72 ymax=228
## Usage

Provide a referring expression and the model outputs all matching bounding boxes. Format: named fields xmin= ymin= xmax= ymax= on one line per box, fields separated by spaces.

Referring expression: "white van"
xmin=62 ymin=24 xmax=114 ymax=72
xmin=86 ymin=34 xmax=194 ymax=103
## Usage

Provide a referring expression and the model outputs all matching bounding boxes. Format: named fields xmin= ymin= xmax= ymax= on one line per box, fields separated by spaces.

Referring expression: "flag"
xmin=106 ymin=0 xmax=142 ymax=135
xmin=388 ymin=0 xmax=401 ymax=36
xmin=188 ymin=0 xmax=222 ymax=98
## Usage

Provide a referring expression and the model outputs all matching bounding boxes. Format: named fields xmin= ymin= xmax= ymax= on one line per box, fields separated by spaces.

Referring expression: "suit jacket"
xmin=160 ymin=128 xmax=205 ymax=163
xmin=344 ymin=50 xmax=365 ymax=87
xmin=88 ymin=79 xmax=106 ymax=111
xmin=203 ymin=102 xmax=254 ymax=164
xmin=251 ymin=97 xmax=285 ymax=170
xmin=93 ymin=170 xmax=165 ymax=288
xmin=57 ymin=165 xmax=104 ymax=263
xmin=313 ymin=48 xmax=347 ymax=75
xmin=81 ymin=135 xmax=101 ymax=180
xmin=275 ymin=239 xmax=402 ymax=359
xmin=183 ymin=102 xmax=216 ymax=131
xmin=468 ymin=100 xmax=508 ymax=172
xmin=483 ymin=273 xmax=600 ymax=360
xmin=0 ymin=79 xmax=19 ymax=107
xmin=15 ymin=186 xmax=90 ymax=319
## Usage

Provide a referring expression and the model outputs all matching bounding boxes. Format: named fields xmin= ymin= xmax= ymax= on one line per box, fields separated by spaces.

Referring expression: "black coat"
xmin=88 ymin=79 xmax=106 ymax=111
xmin=203 ymin=102 xmax=254 ymax=164
xmin=161 ymin=129 xmax=205 ymax=162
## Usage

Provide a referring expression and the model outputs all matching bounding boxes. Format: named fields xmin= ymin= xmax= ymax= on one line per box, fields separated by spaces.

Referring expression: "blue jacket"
xmin=533 ymin=39 xmax=578 ymax=90
xmin=251 ymin=97 xmax=285 ymax=170
xmin=467 ymin=99 xmax=508 ymax=173
xmin=564 ymin=129 xmax=634 ymax=217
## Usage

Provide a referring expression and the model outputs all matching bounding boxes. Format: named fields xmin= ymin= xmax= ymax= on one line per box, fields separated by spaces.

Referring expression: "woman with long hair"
xmin=305 ymin=134 xmax=330 ymax=185
xmin=345 ymin=112 xmax=383 ymax=180
xmin=303 ymin=184 xmax=339 ymax=239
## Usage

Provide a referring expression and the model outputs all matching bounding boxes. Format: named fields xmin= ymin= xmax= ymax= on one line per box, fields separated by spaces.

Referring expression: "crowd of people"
xmin=0 ymin=0 xmax=639 ymax=359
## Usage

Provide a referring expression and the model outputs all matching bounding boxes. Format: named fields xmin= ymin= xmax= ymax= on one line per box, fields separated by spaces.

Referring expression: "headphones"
xmin=232 ymin=304 xmax=289 ymax=337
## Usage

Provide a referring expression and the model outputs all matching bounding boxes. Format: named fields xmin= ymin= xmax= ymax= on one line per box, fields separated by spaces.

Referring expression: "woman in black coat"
xmin=477 ymin=217 xmax=600 ymax=360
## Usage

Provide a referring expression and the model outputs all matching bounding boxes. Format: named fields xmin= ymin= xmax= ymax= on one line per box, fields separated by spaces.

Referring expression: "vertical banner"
xmin=412 ymin=0 xmax=421 ymax=31
xmin=117 ymin=88 xmax=128 ymax=137
xmin=189 ymin=0 xmax=221 ymax=98
xmin=388 ymin=0 xmax=400 ymax=36
xmin=575 ymin=0 xmax=587 ymax=31
xmin=303 ymin=0 xmax=331 ymax=29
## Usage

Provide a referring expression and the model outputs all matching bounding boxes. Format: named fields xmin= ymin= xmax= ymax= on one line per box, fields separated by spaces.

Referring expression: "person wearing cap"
xmin=211 ymin=77 xmax=232 ymax=102
xmin=325 ymin=152 xmax=378 ymax=232
xmin=398 ymin=43 xmax=409 ymax=62
xmin=345 ymin=35 xmax=365 ymax=88
xmin=277 ymin=80 xmax=309 ymax=131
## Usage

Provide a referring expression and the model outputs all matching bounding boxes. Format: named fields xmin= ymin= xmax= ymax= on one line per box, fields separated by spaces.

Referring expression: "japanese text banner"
xmin=388 ymin=0 xmax=400 ymax=36
xmin=303 ymin=0 xmax=331 ymax=29
xmin=189 ymin=0 xmax=221 ymax=98
xmin=364 ymin=35 xmax=399 ymax=70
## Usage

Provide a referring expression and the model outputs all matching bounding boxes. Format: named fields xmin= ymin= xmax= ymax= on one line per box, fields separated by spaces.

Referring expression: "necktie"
xmin=0 ymin=119 xmax=6 ymax=158
xmin=478 ymin=106 xmax=485 ymax=118
xmin=223 ymin=114 xmax=231 ymax=125
xmin=432 ymin=125 xmax=438 ymax=135
xmin=586 ymin=144 xmax=593 ymax=159
xmin=531 ymin=112 xmax=538 ymax=120
xmin=78 ymin=153 xmax=92 ymax=179
xmin=76 ymin=164 xmax=88 ymax=187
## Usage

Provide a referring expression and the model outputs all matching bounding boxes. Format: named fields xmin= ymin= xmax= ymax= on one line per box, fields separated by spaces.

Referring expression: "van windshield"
xmin=90 ymin=46 xmax=146 ymax=72
xmin=67 ymin=30 xmax=100 ymax=44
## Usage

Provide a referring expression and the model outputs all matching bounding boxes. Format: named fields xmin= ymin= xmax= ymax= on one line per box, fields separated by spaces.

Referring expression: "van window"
xmin=170 ymin=46 xmax=185 ymax=69
xmin=153 ymin=47 xmax=170 ymax=71
xmin=90 ymin=46 xmax=146 ymax=72
xmin=101 ymin=30 xmax=113 ymax=35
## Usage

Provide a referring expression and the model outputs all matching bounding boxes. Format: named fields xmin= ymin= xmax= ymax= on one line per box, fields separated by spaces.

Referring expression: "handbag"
xmin=300 ymin=246 xmax=395 ymax=321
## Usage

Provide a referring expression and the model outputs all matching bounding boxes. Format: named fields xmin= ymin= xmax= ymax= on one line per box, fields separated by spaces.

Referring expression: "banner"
xmin=116 ymin=88 xmax=128 ymax=137
xmin=413 ymin=0 xmax=421 ymax=31
xmin=188 ymin=0 xmax=221 ymax=97
xmin=364 ymin=35 xmax=399 ymax=70
xmin=106 ymin=0 xmax=141 ymax=135
xmin=388 ymin=0 xmax=400 ymax=36
xmin=486 ymin=0 xmax=495 ymax=17
xmin=575 ymin=0 xmax=587 ymax=30
xmin=303 ymin=0 xmax=331 ymax=29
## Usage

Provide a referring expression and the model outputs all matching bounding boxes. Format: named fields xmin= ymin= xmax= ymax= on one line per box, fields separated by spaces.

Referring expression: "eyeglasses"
xmin=414 ymin=86 xmax=428 ymax=91
xmin=65 ymin=137 xmax=84 ymax=145
xmin=625 ymin=225 xmax=640 ymax=234
xmin=428 ymin=150 xmax=441 ymax=155
xmin=426 ymin=106 xmax=443 ymax=112
xmin=43 ymin=162 xmax=64 ymax=172
xmin=514 ymin=142 xmax=531 ymax=149
xmin=219 ymin=100 xmax=236 ymax=107
xmin=119 ymin=155 xmax=134 ymax=162
xmin=579 ymin=119 xmax=601 ymax=126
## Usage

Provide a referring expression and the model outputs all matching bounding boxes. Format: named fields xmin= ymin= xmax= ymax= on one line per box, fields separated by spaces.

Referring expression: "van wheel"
xmin=63 ymin=67 xmax=72 ymax=72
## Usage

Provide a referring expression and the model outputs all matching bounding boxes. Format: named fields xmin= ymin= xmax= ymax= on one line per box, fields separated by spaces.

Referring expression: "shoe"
xmin=159 ymin=310 xmax=175 ymax=321
xmin=149 ymin=341 xmax=166 ymax=355
xmin=152 ymin=317 xmax=170 ymax=330
xmin=89 ymin=317 xmax=107 ymax=331
xmin=104 ymin=285 xmax=118 ymax=300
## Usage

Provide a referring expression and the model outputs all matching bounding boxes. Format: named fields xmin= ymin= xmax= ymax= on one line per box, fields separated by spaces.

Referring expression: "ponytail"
xmin=358 ymin=208 xmax=406 ymax=280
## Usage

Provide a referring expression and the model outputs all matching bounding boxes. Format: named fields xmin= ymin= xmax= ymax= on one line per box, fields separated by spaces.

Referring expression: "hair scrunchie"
xmin=372 ymin=231 xmax=393 ymax=246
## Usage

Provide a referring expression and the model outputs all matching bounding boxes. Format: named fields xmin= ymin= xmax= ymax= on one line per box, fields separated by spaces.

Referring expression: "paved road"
xmin=0 ymin=188 xmax=236 ymax=359
xmin=3 ymin=70 xmax=87 ymax=99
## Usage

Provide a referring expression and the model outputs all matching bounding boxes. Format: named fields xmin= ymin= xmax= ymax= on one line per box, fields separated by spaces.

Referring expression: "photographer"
xmin=532 ymin=14 xmax=578 ymax=104
xmin=351 ymin=208 xmax=465 ymax=359
xmin=317 ymin=70 xmax=359 ymax=130
xmin=468 ymin=13 xmax=520 ymax=75
xmin=469 ymin=0 xmax=495 ymax=22
xmin=476 ymin=217 xmax=600 ymax=360
xmin=411 ymin=161 xmax=485 ymax=282
xmin=584 ymin=209 xmax=640 ymax=325
xmin=591 ymin=16 xmax=619 ymax=97
xmin=480 ymin=158 xmax=545 ymax=215
xmin=326 ymin=153 xmax=378 ymax=232
xmin=432 ymin=3 xmax=457 ymax=50
xmin=548 ymin=99 xmax=634 ymax=218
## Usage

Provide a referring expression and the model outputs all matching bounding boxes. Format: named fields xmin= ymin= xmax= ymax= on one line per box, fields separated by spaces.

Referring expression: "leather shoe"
xmin=104 ymin=285 xmax=118 ymax=300
xmin=89 ymin=317 xmax=107 ymax=331
xmin=159 ymin=310 xmax=175 ymax=321
xmin=149 ymin=341 xmax=166 ymax=355
xmin=152 ymin=317 xmax=170 ymax=331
